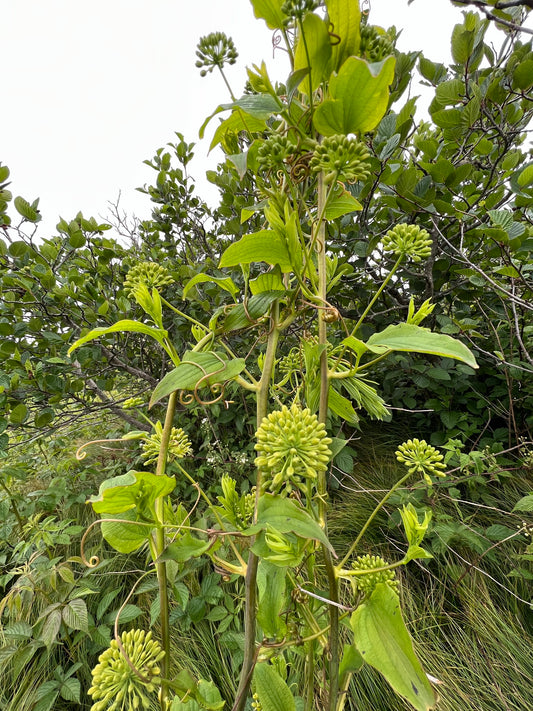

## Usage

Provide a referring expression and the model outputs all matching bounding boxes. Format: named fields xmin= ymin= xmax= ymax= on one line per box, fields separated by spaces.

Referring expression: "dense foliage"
xmin=1 ymin=1 xmax=532 ymax=711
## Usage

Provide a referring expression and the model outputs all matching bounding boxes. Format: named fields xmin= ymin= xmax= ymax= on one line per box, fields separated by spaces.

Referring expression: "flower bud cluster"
xmin=122 ymin=396 xmax=145 ymax=411
xmin=141 ymin=422 xmax=192 ymax=466
xmin=381 ymin=224 xmax=433 ymax=262
xmin=282 ymin=0 xmax=319 ymax=22
xmin=88 ymin=629 xmax=164 ymax=711
xmin=255 ymin=405 xmax=332 ymax=496
xmin=195 ymin=32 xmax=238 ymax=76
xmin=360 ymin=25 xmax=395 ymax=62
xmin=396 ymin=438 xmax=445 ymax=485
xmin=310 ymin=136 xmax=371 ymax=185
xmin=257 ymin=135 xmax=296 ymax=172
xmin=252 ymin=692 xmax=264 ymax=710
xmin=123 ymin=262 xmax=173 ymax=297
xmin=351 ymin=554 xmax=399 ymax=596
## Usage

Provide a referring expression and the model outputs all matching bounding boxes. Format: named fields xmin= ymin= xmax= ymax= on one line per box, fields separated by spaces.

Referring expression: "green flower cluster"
xmin=282 ymin=0 xmax=319 ymax=22
xmin=310 ymin=136 xmax=371 ymax=185
xmin=381 ymin=224 xmax=433 ymax=262
xmin=351 ymin=554 xmax=399 ymax=596
xmin=141 ymin=421 xmax=192 ymax=466
xmin=123 ymin=262 xmax=173 ymax=297
xmin=255 ymin=405 xmax=332 ymax=496
xmin=88 ymin=629 xmax=164 ymax=711
xmin=257 ymin=135 xmax=295 ymax=172
xmin=122 ymin=396 xmax=145 ymax=411
xmin=396 ymin=438 xmax=446 ymax=485
xmin=252 ymin=692 xmax=263 ymax=710
xmin=359 ymin=24 xmax=395 ymax=62
xmin=195 ymin=32 xmax=238 ymax=76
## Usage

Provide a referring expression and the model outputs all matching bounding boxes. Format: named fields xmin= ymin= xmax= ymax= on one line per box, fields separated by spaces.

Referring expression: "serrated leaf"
xmin=14 ymin=195 xmax=40 ymax=222
xmin=62 ymin=598 xmax=88 ymax=632
xmin=366 ymin=324 xmax=478 ymax=369
xmin=39 ymin=608 xmax=62 ymax=647
xmin=351 ymin=584 xmax=436 ymax=710
xmin=68 ymin=320 xmax=168 ymax=355
xmin=253 ymin=662 xmax=296 ymax=711
xmin=59 ymin=677 xmax=81 ymax=703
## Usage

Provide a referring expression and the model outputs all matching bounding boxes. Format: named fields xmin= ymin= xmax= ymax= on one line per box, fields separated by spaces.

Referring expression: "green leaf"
xmin=253 ymin=662 xmax=296 ymax=711
xmin=328 ymin=386 xmax=360 ymax=426
xmin=431 ymin=108 xmax=462 ymax=129
xmin=182 ymin=273 xmax=238 ymax=299
xmin=33 ymin=686 xmax=59 ymax=711
xmin=222 ymin=292 xmax=286 ymax=332
xmin=88 ymin=470 xmax=176 ymax=514
xmin=257 ymin=560 xmax=287 ymax=638
xmin=250 ymin=267 xmax=285 ymax=295
xmin=196 ymin=679 xmax=226 ymax=710
xmin=326 ymin=0 xmax=361 ymax=71
xmin=513 ymin=495 xmax=533 ymax=512
xmin=107 ymin=603 xmax=144 ymax=624
xmin=68 ymin=320 xmax=168 ymax=355
xmin=39 ymin=608 xmax=62 ymax=648
xmin=294 ymin=12 xmax=332 ymax=94
xmin=150 ymin=352 xmax=246 ymax=406
xmin=219 ymin=230 xmax=292 ymax=272
xmin=313 ymin=56 xmax=395 ymax=136
xmin=325 ymin=186 xmax=363 ymax=219
xmin=250 ymin=0 xmax=287 ymax=29
xmin=339 ymin=643 xmax=364 ymax=688
xmin=9 ymin=403 xmax=29 ymax=424
xmin=160 ymin=533 xmax=211 ymax=563
xmin=243 ymin=494 xmax=334 ymax=552
xmin=62 ymin=599 xmax=88 ymax=632
xmin=14 ymin=196 xmax=40 ymax=222
xmin=451 ymin=24 xmax=474 ymax=64
xmin=366 ymin=324 xmax=478 ymax=369
xmin=209 ymin=111 xmax=266 ymax=152
xmin=351 ymin=584 xmax=436 ymax=710
xmin=59 ymin=677 xmax=81 ymax=703
xmin=517 ymin=165 xmax=533 ymax=188
xmin=101 ymin=510 xmax=151 ymax=554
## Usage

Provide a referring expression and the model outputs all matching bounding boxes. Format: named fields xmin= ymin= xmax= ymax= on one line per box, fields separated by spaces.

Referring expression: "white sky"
xmin=1 ymin=0 xmax=520 ymax=235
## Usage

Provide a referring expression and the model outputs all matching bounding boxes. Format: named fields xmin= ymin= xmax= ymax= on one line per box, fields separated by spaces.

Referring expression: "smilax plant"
xmin=68 ymin=2 xmax=479 ymax=710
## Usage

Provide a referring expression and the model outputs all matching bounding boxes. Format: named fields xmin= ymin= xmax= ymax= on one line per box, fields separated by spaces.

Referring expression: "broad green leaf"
xmin=200 ymin=95 xmax=281 ymax=138
xmin=451 ymin=24 xmax=474 ymax=64
xmin=62 ymin=599 xmax=88 ymax=633
xmin=313 ymin=56 xmax=395 ymax=136
xmin=325 ymin=186 xmax=363 ymax=219
xmin=59 ymin=677 xmax=81 ymax=704
xmin=366 ymin=324 xmax=478 ymax=369
xmin=68 ymin=320 xmax=168 ymax=355
xmin=294 ymin=12 xmax=332 ymax=94
xmin=182 ymin=273 xmax=239 ymax=299
xmin=160 ymin=533 xmax=211 ymax=563
xmin=339 ymin=643 xmax=364 ymax=688
xmin=2 ymin=622 xmax=32 ymax=640
xmin=351 ymin=584 xmax=436 ymax=710
xmin=253 ymin=662 xmax=296 ymax=711
xmin=257 ymin=560 xmax=287 ymax=638
xmin=195 ymin=679 xmax=226 ymax=710
xmin=243 ymin=494 xmax=334 ymax=551
xmin=101 ymin=510 xmax=152 ymax=553
xmin=517 ymin=165 xmax=533 ymax=188
xmin=326 ymin=0 xmax=361 ymax=70
xmin=250 ymin=267 xmax=285 ymax=295
xmin=513 ymin=495 xmax=533 ymax=512
xmin=150 ymin=352 xmax=246 ymax=406
xmin=14 ymin=196 xmax=40 ymax=222
xmin=209 ymin=110 xmax=266 ymax=152
xmin=431 ymin=108 xmax=462 ymax=129
xmin=222 ymin=291 xmax=286 ymax=332
xmin=88 ymin=470 xmax=176 ymax=514
xmin=342 ymin=335 xmax=387 ymax=359
xmin=9 ymin=403 xmax=28 ymax=424
xmin=219 ymin=230 xmax=292 ymax=272
xmin=250 ymin=0 xmax=287 ymax=29
xmin=39 ymin=608 xmax=62 ymax=647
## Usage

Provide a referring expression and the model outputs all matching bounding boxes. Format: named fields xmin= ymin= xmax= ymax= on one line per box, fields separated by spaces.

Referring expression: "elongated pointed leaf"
xmin=328 ymin=386 xmax=360 ymax=426
xmin=314 ymin=56 xmax=396 ymax=136
xmin=294 ymin=12 xmax=332 ymax=94
xmin=325 ymin=186 xmax=363 ymax=219
xmin=209 ymin=111 xmax=266 ymax=152
xmin=253 ymin=662 xmax=296 ymax=711
xmin=219 ymin=230 xmax=292 ymax=272
xmin=182 ymin=273 xmax=238 ymax=299
xmin=68 ymin=320 xmax=167 ymax=355
xmin=351 ymin=584 xmax=436 ymax=710
xmin=366 ymin=324 xmax=478 ymax=369
xmin=257 ymin=560 xmax=287 ymax=638
xmin=150 ymin=352 xmax=246 ymax=406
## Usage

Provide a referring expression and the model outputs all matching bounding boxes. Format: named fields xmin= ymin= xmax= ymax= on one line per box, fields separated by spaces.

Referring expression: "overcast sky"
xmin=2 ymin=0 xmax=522 ymax=236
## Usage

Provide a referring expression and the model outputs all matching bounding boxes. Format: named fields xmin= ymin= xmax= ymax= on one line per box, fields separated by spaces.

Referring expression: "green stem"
xmin=316 ymin=173 xmax=340 ymax=711
xmin=232 ymin=303 xmax=281 ymax=711
xmin=153 ymin=390 xmax=178 ymax=710
xmin=337 ymin=470 xmax=412 ymax=572
xmin=350 ymin=254 xmax=404 ymax=337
